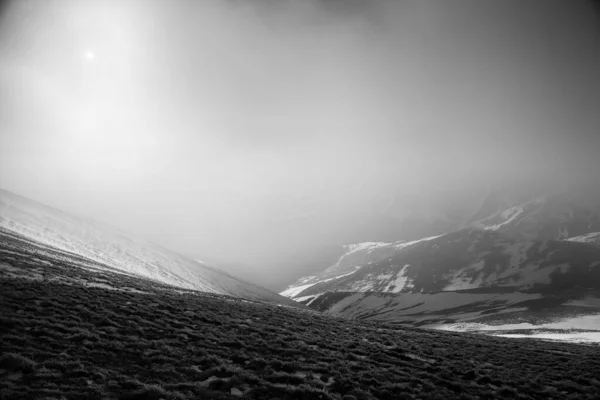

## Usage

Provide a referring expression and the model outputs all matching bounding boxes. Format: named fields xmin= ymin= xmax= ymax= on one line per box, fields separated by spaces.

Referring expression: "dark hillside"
xmin=2 ymin=235 xmax=600 ymax=399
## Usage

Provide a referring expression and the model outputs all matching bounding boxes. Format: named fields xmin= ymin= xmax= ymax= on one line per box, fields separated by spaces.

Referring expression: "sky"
xmin=1 ymin=0 xmax=599 ymax=288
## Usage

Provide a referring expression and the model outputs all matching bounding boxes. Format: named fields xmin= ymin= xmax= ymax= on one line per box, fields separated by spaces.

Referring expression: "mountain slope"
xmin=4 ymin=246 xmax=600 ymax=399
xmin=569 ymin=232 xmax=600 ymax=245
xmin=0 ymin=188 xmax=299 ymax=306
xmin=473 ymin=189 xmax=600 ymax=241
xmin=279 ymin=185 xmax=600 ymax=327
xmin=280 ymin=236 xmax=441 ymax=299
xmin=282 ymin=227 xmax=600 ymax=325
xmin=284 ymin=228 xmax=600 ymax=297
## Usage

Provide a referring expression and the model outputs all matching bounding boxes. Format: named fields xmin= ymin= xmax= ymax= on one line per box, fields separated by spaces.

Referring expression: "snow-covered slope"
xmin=280 ymin=235 xmax=440 ymax=299
xmin=281 ymin=227 xmax=600 ymax=323
xmin=284 ymin=228 xmax=600 ymax=298
xmin=280 ymin=185 xmax=600 ymax=297
xmin=473 ymin=191 xmax=600 ymax=241
xmin=568 ymin=232 xmax=600 ymax=245
xmin=278 ymin=184 xmax=600 ymax=325
xmin=0 ymin=189 xmax=300 ymax=306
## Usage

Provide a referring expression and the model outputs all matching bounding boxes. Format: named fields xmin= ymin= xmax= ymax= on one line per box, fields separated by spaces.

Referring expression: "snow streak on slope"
xmin=473 ymin=191 xmax=600 ymax=241
xmin=280 ymin=235 xmax=441 ymax=298
xmin=280 ymin=283 xmax=318 ymax=298
xmin=0 ymin=189 xmax=300 ymax=306
xmin=568 ymin=232 xmax=600 ymax=245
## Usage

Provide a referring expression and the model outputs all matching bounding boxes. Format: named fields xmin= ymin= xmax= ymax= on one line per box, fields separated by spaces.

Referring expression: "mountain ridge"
xmin=0 ymin=188 xmax=300 ymax=306
xmin=281 ymin=189 xmax=600 ymax=327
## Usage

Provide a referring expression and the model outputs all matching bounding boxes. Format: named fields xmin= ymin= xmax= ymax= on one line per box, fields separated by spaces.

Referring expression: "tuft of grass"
xmin=0 ymin=353 xmax=37 ymax=373
xmin=118 ymin=383 xmax=183 ymax=400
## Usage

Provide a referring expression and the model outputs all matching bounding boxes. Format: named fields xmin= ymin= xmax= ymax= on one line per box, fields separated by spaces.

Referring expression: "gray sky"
xmin=1 ymin=0 xmax=599 ymax=282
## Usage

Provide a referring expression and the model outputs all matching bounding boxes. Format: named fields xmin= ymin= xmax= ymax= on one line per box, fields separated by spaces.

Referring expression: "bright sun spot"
xmin=84 ymin=50 xmax=96 ymax=61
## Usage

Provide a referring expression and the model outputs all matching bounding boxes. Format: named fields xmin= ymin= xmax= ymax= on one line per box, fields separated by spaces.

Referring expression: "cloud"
xmin=1 ymin=0 xmax=599 ymax=277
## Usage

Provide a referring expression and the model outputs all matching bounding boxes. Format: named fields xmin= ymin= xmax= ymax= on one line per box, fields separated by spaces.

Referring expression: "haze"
xmin=1 ymin=0 xmax=599 ymax=289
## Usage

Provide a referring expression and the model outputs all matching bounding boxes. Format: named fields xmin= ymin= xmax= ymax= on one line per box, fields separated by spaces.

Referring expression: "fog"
xmin=1 ymin=0 xmax=599 ymax=289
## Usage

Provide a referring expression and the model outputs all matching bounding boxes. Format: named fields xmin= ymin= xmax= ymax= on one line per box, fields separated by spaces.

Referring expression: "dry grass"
xmin=2 ymin=231 xmax=600 ymax=400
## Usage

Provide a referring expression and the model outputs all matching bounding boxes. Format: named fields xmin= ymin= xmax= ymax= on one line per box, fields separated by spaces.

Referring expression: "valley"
xmin=2 ymin=0 xmax=600 ymax=398
xmin=2 ymin=187 xmax=600 ymax=399
xmin=0 ymin=189 xmax=299 ymax=307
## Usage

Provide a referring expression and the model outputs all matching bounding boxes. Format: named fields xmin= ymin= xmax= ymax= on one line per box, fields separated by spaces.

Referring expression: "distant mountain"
xmin=282 ymin=192 xmax=600 ymax=325
xmin=473 ymin=189 xmax=600 ymax=240
xmin=280 ymin=236 xmax=440 ymax=299
xmin=273 ymin=182 xmax=563 ymax=291
xmin=285 ymin=228 xmax=600 ymax=296
xmin=0 ymin=188 xmax=300 ymax=306
xmin=465 ymin=180 xmax=554 ymax=226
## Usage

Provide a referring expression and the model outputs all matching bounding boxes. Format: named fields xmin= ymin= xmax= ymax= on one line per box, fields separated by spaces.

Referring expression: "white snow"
xmin=345 ymin=242 xmax=389 ymax=253
xmin=444 ymin=259 xmax=486 ymax=291
xmin=384 ymin=265 xmax=409 ymax=293
xmin=494 ymin=332 xmax=600 ymax=343
xmin=293 ymin=294 xmax=321 ymax=305
xmin=321 ymin=270 xmax=359 ymax=283
xmin=348 ymin=276 xmax=376 ymax=292
xmin=482 ymin=205 xmax=526 ymax=231
xmin=0 ymin=189 xmax=295 ymax=305
xmin=297 ymin=275 xmax=317 ymax=284
xmin=435 ymin=314 xmax=600 ymax=335
xmin=280 ymin=283 xmax=316 ymax=298
xmin=392 ymin=234 xmax=442 ymax=250
xmin=284 ymin=234 xmax=444 ymax=299
xmin=568 ymin=232 xmax=600 ymax=244
xmin=542 ymin=314 xmax=600 ymax=330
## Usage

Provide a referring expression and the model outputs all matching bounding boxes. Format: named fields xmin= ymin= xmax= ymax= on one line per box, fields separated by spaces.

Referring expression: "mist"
xmin=1 ymin=0 xmax=599 ymax=288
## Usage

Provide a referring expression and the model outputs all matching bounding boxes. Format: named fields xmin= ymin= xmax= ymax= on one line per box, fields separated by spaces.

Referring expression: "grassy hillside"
xmin=2 ymin=235 xmax=600 ymax=399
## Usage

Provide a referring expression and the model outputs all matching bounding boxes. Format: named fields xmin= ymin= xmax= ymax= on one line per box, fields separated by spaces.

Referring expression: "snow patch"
xmin=568 ymin=232 xmax=600 ymax=244
xmin=344 ymin=242 xmax=389 ymax=253
xmin=280 ymin=283 xmax=316 ymax=298
xmin=495 ymin=332 xmax=600 ymax=343
xmin=0 ymin=189 xmax=296 ymax=305
xmin=392 ymin=235 xmax=442 ymax=250
xmin=483 ymin=205 xmax=525 ymax=231
xmin=384 ymin=265 xmax=409 ymax=293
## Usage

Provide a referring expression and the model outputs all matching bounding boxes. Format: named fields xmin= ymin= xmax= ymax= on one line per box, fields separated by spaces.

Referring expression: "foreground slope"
xmin=0 ymin=189 xmax=298 ymax=306
xmin=2 ymin=238 xmax=600 ymax=400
